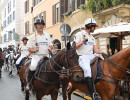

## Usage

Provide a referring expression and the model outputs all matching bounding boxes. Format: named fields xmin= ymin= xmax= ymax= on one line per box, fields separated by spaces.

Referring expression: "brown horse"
xmin=63 ymin=46 xmax=130 ymax=100
xmin=0 ymin=51 xmax=4 ymax=78
xmin=19 ymin=42 xmax=83 ymax=100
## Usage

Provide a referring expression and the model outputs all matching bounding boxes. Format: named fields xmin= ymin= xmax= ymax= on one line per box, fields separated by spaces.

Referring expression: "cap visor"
xmin=96 ymin=25 xmax=99 ymax=27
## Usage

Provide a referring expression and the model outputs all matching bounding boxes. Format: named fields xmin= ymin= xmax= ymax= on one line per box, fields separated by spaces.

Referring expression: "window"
xmin=70 ymin=0 xmax=75 ymax=11
xmin=10 ymin=14 xmax=12 ymax=23
xmin=8 ymin=1 xmax=12 ymax=13
xmin=52 ymin=3 xmax=60 ymax=25
xmin=13 ymin=28 xmax=15 ymax=39
xmin=13 ymin=0 xmax=15 ymax=8
xmin=33 ymin=16 xmax=38 ymax=31
xmin=8 ymin=31 xmax=12 ymax=40
xmin=3 ymin=20 xmax=6 ymax=28
xmin=33 ymin=0 xmax=43 ymax=7
xmin=8 ymin=16 xmax=10 ymax=24
xmin=8 ymin=3 xmax=10 ymax=13
xmin=25 ymin=0 xmax=29 ymax=14
xmin=39 ymin=0 xmax=42 ymax=3
xmin=33 ymin=0 xmax=38 ymax=7
xmin=60 ymin=0 xmax=68 ymax=16
xmin=13 ymin=28 xmax=15 ymax=34
xmin=4 ymin=34 xmax=6 ymax=42
xmin=25 ymin=21 xmax=29 ymax=35
xmin=4 ymin=8 xmax=6 ymax=18
xmin=13 ymin=11 xmax=15 ymax=20
xmin=39 ymin=12 xmax=46 ymax=27
xmin=33 ymin=16 xmax=38 ymax=23
xmin=77 ymin=0 xmax=85 ymax=8
xmin=10 ymin=1 xmax=11 ymax=12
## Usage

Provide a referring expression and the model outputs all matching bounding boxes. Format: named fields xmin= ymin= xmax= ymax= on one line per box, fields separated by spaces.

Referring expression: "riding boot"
xmin=26 ymin=69 xmax=35 ymax=90
xmin=9 ymin=71 xmax=12 ymax=76
xmin=16 ymin=65 xmax=20 ymax=75
xmin=85 ymin=77 xmax=101 ymax=100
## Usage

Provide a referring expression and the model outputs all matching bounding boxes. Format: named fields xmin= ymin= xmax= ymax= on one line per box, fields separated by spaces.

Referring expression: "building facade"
xmin=24 ymin=0 xmax=62 ymax=53
xmin=0 ymin=0 xmax=24 ymax=49
xmin=0 ymin=0 xmax=1 ymax=44
xmin=61 ymin=1 xmax=130 ymax=54
xmin=24 ymin=0 xmax=130 ymax=54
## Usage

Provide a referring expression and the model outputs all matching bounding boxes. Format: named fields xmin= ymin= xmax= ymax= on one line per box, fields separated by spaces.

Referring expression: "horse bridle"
xmin=35 ymin=48 xmax=82 ymax=84
xmin=97 ymin=53 xmax=130 ymax=84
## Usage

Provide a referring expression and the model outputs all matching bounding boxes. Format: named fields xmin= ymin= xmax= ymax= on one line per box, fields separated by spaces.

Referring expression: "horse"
xmin=8 ymin=51 xmax=14 ymax=76
xmin=19 ymin=42 xmax=84 ymax=100
xmin=62 ymin=46 xmax=130 ymax=100
xmin=0 ymin=51 xmax=4 ymax=78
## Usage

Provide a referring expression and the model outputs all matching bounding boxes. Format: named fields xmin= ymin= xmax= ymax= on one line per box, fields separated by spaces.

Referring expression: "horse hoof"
xmin=9 ymin=74 xmax=13 ymax=77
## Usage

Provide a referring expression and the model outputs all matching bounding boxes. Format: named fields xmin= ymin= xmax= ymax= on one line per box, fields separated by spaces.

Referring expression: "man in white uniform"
xmin=16 ymin=37 xmax=29 ymax=74
xmin=75 ymin=18 xmax=103 ymax=100
xmin=26 ymin=18 xmax=53 ymax=89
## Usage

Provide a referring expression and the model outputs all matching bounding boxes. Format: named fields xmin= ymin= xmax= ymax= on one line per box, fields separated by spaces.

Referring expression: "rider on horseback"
xmin=7 ymin=45 xmax=15 ymax=54
xmin=74 ymin=18 xmax=103 ymax=100
xmin=0 ymin=48 xmax=2 ymax=52
xmin=16 ymin=37 xmax=30 ymax=74
xmin=26 ymin=18 xmax=53 ymax=90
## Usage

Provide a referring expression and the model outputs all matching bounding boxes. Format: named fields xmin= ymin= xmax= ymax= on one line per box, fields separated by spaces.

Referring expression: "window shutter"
xmin=43 ymin=11 xmax=46 ymax=28
xmin=27 ymin=0 xmax=29 ymax=12
xmin=24 ymin=2 xmax=26 ymax=13
xmin=65 ymin=0 xmax=68 ymax=13
xmin=77 ymin=0 xmax=80 ymax=8
xmin=72 ymin=0 xmax=75 ymax=11
xmin=60 ymin=0 xmax=65 ymax=16
xmin=52 ymin=5 xmax=56 ymax=25
xmin=81 ymin=0 xmax=85 ymax=4
xmin=77 ymin=0 xmax=85 ymax=8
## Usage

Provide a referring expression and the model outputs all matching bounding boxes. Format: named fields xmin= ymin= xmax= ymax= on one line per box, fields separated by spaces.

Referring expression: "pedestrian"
xmin=114 ymin=48 xmax=119 ymax=54
xmin=74 ymin=18 xmax=103 ymax=100
xmin=26 ymin=18 xmax=53 ymax=90
xmin=108 ymin=48 xmax=113 ymax=56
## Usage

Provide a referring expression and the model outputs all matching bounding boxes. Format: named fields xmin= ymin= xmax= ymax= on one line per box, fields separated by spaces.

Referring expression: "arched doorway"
xmin=52 ymin=39 xmax=61 ymax=54
xmin=70 ymin=28 xmax=85 ymax=42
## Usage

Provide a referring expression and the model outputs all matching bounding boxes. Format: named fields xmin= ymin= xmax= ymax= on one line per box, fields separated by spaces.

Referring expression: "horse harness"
xmin=34 ymin=49 xmax=82 ymax=85
xmin=97 ymin=53 xmax=130 ymax=85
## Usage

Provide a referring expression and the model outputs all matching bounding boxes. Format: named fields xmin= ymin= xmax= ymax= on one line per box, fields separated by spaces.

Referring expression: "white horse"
xmin=8 ymin=51 xmax=14 ymax=76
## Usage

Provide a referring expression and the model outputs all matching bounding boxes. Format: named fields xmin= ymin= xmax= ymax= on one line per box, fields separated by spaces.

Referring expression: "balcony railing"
xmin=86 ymin=0 xmax=130 ymax=13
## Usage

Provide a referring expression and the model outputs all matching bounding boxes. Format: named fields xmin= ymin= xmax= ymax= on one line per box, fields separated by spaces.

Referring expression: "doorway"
xmin=110 ymin=37 xmax=120 ymax=54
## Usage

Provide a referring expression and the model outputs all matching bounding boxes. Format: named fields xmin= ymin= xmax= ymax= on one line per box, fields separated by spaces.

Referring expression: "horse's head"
xmin=9 ymin=51 xmax=14 ymax=59
xmin=62 ymin=42 xmax=83 ymax=82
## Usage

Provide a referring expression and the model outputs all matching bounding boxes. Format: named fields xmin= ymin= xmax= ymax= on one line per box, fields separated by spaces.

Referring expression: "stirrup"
xmin=93 ymin=92 xmax=101 ymax=100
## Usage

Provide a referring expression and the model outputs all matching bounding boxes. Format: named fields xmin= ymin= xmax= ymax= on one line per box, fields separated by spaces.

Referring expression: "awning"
xmin=92 ymin=22 xmax=130 ymax=49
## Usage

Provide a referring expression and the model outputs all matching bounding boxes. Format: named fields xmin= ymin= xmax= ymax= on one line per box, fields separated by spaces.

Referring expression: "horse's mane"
xmin=110 ymin=46 xmax=130 ymax=60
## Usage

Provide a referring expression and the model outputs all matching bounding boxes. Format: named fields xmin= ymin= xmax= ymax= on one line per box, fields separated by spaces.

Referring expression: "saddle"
xmin=90 ymin=56 xmax=102 ymax=83
xmin=35 ymin=57 xmax=49 ymax=77
xmin=19 ymin=57 xmax=27 ymax=67
xmin=24 ymin=58 xmax=32 ymax=67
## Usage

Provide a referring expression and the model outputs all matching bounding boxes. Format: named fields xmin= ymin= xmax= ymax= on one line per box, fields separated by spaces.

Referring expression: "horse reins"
xmin=97 ymin=54 xmax=130 ymax=84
